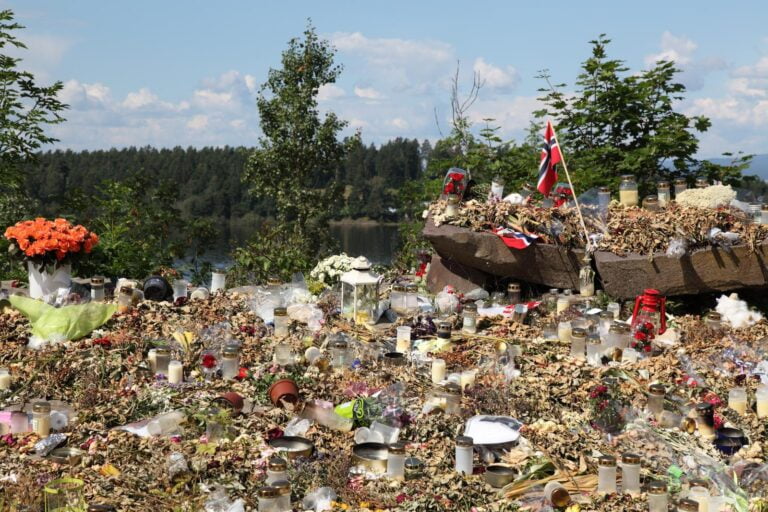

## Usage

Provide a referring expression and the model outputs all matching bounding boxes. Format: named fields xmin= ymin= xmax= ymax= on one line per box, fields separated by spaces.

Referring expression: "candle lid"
xmin=677 ymin=499 xmax=700 ymax=511
xmin=271 ymin=480 xmax=291 ymax=496
xmin=257 ymin=486 xmax=279 ymax=498
xmin=657 ymin=181 xmax=670 ymax=188
xmin=90 ymin=276 xmax=105 ymax=285
xmin=644 ymin=195 xmax=659 ymax=203
xmin=405 ymin=457 xmax=423 ymax=469
xmin=599 ymin=311 xmax=614 ymax=319
xmin=154 ymin=346 xmax=170 ymax=356
xmin=571 ymin=328 xmax=587 ymax=339
xmin=695 ymin=177 xmax=708 ymax=186
xmin=267 ymin=277 xmax=282 ymax=286
xmin=455 ymin=435 xmax=473 ymax=447
xmin=405 ymin=284 xmax=418 ymax=293
xmin=608 ymin=323 xmax=623 ymax=334
xmin=444 ymin=382 xmax=462 ymax=396
xmin=587 ymin=335 xmax=601 ymax=346
xmin=598 ymin=186 xmax=610 ymax=193
xmin=597 ymin=455 xmax=616 ymax=467
xmin=689 ymin=478 xmax=709 ymax=489
xmin=331 ymin=338 xmax=348 ymax=349
xmin=706 ymin=312 xmax=721 ymax=320
xmin=620 ymin=174 xmax=635 ymax=181
xmin=119 ymin=286 xmax=134 ymax=296
xmin=447 ymin=195 xmax=460 ymax=205
xmin=674 ymin=178 xmax=687 ymax=185
xmin=392 ymin=284 xmax=407 ymax=292
xmin=649 ymin=383 xmax=666 ymax=396
xmin=695 ymin=402 xmax=713 ymax=415
xmin=33 ymin=401 xmax=51 ymax=413
xmin=268 ymin=457 xmax=287 ymax=471
xmin=507 ymin=282 xmax=521 ymax=292
xmin=463 ymin=303 xmax=478 ymax=313
xmin=273 ymin=307 xmax=288 ymax=316
xmin=648 ymin=480 xmax=667 ymax=494
xmin=388 ymin=441 xmax=406 ymax=454
xmin=621 ymin=452 xmax=641 ymax=464
xmin=222 ymin=345 xmax=240 ymax=357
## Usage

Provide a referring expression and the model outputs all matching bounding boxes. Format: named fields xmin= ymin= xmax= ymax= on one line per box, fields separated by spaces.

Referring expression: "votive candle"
xmin=396 ymin=326 xmax=412 ymax=353
xmin=757 ymin=385 xmax=768 ymax=419
xmin=168 ymin=360 xmax=183 ymax=384
xmin=0 ymin=368 xmax=10 ymax=390
xmin=728 ymin=387 xmax=747 ymax=415
xmin=558 ymin=321 xmax=572 ymax=342
xmin=431 ymin=359 xmax=446 ymax=384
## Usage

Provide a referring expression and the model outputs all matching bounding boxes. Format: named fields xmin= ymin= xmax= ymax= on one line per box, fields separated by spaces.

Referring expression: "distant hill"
xmin=709 ymin=154 xmax=768 ymax=181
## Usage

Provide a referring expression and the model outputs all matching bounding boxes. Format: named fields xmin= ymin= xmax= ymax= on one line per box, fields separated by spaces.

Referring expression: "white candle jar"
xmin=257 ymin=486 xmax=279 ymax=512
xmin=688 ymin=486 xmax=710 ymax=512
xmin=387 ymin=442 xmax=406 ymax=480
xmin=168 ymin=360 xmax=184 ymax=384
xmin=728 ymin=387 xmax=747 ymax=415
xmin=272 ymin=480 xmax=291 ymax=512
xmin=221 ymin=345 xmax=240 ymax=380
xmin=446 ymin=195 xmax=459 ymax=217
xmin=619 ymin=175 xmax=638 ymax=207
xmin=490 ymin=176 xmax=504 ymax=200
xmin=396 ymin=326 xmax=412 ymax=353
xmin=674 ymin=178 xmax=687 ymax=198
xmin=570 ymin=328 xmax=587 ymax=359
xmin=90 ymin=276 xmax=105 ymax=301
xmin=557 ymin=321 xmax=572 ymax=343
xmin=648 ymin=480 xmax=668 ymax=512
xmin=587 ymin=337 xmax=603 ymax=367
xmin=405 ymin=284 xmax=419 ymax=313
xmin=621 ymin=453 xmax=641 ymax=495
xmin=154 ymin=347 xmax=171 ymax=376
xmin=266 ymin=457 xmax=288 ymax=484
xmin=390 ymin=285 xmax=406 ymax=314
xmin=0 ymin=368 xmax=10 ymax=390
xmin=462 ymin=304 xmax=477 ymax=334
xmin=597 ymin=455 xmax=617 ymax=494
xmin=757 ymin=385 xmax=768 ymax=419
xmin=647 ymin=383 xmax=666 ymax=419
xmin=32 ymin=401 xmax=52 ymax=437
xmin=455 ymin=435 xmax=473 ymax=475
xmin=211 ymin=271 xmax=226 ymax=293
xmin=657 ymin=181 xmax=670 ymax=207
xmin=274 ymin=343 xmax=294 ymax=366
xmin=444 ymin=383 xmax=462 ymax=415
xmin=273 ymin=307 xmax=289 ymax=338
xmin=172 ymin=279 xmax=188 ymax=301
xmin=431 ymin=359 xmax=446 ymax=384
xmin=330 ymin=339 xmax=349 ymax=369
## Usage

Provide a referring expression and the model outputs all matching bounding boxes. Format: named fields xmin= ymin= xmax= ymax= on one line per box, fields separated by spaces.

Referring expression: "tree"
xmin=535 ymin=34 xmax=749 ymax=193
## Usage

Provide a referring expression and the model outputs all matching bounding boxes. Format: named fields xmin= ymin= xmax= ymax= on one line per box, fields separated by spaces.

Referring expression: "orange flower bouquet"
xmin=4 ymin=218 xmax=99 ymax=298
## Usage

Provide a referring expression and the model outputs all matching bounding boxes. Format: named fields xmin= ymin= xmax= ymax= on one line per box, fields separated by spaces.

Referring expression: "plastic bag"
xmin=435 ymin=287 xmax=459 ymax=316
xmin=10 ymin=295 xmax=117 ymax=350
xmin=302 ymin=487 xmax=337 ymax=512
xmin=204 ymin=487 xmax=244 ymax=512
xmin=666 ymin=238 xmax=688 ymax=258
xmin=287 ymin=303 xmax=324 ymax=331
xmin=464 ymin=288 xmax=490 ymax=301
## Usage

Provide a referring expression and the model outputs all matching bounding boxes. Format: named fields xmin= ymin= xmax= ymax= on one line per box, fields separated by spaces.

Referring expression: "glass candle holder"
xmin=607 ymin=302 xmax=621 ymax=319
xmin=220 ymin=345 xmax=241 ymax=380
xmin=587 ymin=337 xmax=603 ymax=367
xmin=619 ymin=175 xmax=638 ymax=207
xmin=330 ymin=339 xmax=349 ymax=369
xmin=436 ymin=321 xmax=452 ymax=340
xmin=172 ymin=279 xmax=188 ymax=301
xmin=556 ymin=294 xmax=571 ymax=314
xmin=762 ymin=204 xmax=768 ymax=225
xmin=90 ymin=276 xmax=105 ymax=301
xmin=455 ymin=435 xmax=473 ymax=475
xmin=405 ymin=284 xmax=419 ymax=313
xmin=446 ymin=195 xmax=459 ymax=217
xmin=44 ymin=477 xmax=86 ymax=512
xmin=396 ymin=326 xmax=412 ymax=352
xmin=0 ymin=367 xmax=10 ymax=390
xmin=557 ymin=321 xmax=572 ymax=343
xmin=266 ymin=457 xmax=288 ymax=484
xmin=648 ymin=480 xmax=668 ymax=512
xmin=257 ymin=486 xmax=279 ymax=512
xmin=674 ymin=178 xmax=687 ymax=198
xmin=597 ymin=455 xmax=617 ymax=494
xmin=490 ymin=176 xmax=505 ymax=200
xmin=750 ymin=203 xmax=762 ymax=223
xmin=643 ymin=195 xmax=660 ymax=212
xmin=274 ymin=343 xmax=294 ymax=366
xmin=117 ymin=287 xmax=133 ymax=313
xmin=431 ymin=358 xmax=446 ymax=384
xmin=444 ymin=382 xmax=462 ymax=415
xmin=657 ymin=181 xmax=670 ymax=207
xmin=387 ymin=441 xmax=406 ymax=480
xmin=32 ymin=400 xmax=52 ymax=437
xmin=168 ymin=360 xmax=184 ymax=384
xmin=688 ymin=486 xmax=710 ymax=511
xmin=462 ymin=303 xmax=478 ymax=334
xmin=598 ymin=186 xmax=611 ymax=212
xmin=757 ymin=385 xmax=768 ymax=419
xmin=205 ymin=408 xmax=226 ymax=442
xmin=728 ymin=387 xmax=748 ymax=415
xmin=272 ymin=480 xmax=291 ymax=512
xmin=705 ymin=312 xmax=722 ymax=330
xmin=211 ymin=271 xmax=226 ymax=293
xmin=621 ymin=453 xmax=641 ymax=495
xmin=599 ymin=311 xmax=614 ymax=338
xmin=570 ymin=328 xmax=587 ymax=359
xmin=544 ymin=481 xmax=571 ymax=507
xmin=507 ymin=282 xmax=521 ymax=304
xmin=273 ymin=307 xmax=289 ymax=337
xmin=647 ymin=383 xmax=666 ymax=418
xmin=154 ymin=347 xmax=171 ymax=376
xmin=695 ymin=402 xmax=716 ymax=439
xmin=390 ymin=284 xmax=406 ymax=314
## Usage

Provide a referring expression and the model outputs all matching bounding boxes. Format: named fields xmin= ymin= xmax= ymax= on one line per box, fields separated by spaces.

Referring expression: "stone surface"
xmin=595 ymin=242 xmax=768 ymax=299
xmin=425 ymin=254 xmax=493 ymax=294
xmin=423 ymin=217 xmax=584 ymax=290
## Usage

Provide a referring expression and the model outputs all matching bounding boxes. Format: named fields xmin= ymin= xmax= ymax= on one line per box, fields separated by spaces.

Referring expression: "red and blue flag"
xmin=537 ymin=121 xmax=562 ymax=197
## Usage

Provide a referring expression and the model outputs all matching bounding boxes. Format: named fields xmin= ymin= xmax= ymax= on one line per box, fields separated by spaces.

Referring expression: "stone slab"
xmin=425 ymin=254 xmax=493 ymax=294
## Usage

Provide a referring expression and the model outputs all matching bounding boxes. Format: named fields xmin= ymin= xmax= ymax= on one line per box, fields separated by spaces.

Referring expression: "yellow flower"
xmin=566 ymin=505 xmax=581 ymax=512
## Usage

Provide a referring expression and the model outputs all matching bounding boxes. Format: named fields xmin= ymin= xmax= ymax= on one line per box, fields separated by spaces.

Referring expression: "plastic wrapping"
xmin=167 ymin=452 xmax=189 ymax=480
xmin=302 ymin=487 xmax=337 ymax=512
xmin=204 ymin=487 xmax=245 ymax=512
xmin=666 ymin=238 xmax=688 ymax=258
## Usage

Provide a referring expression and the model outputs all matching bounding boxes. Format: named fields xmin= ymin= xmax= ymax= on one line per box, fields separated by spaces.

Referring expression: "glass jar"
xmin=117 ymin=287 xmax=133 ymax=313
xmin=462 ymin=303 xmax=478 ymax=334
xmin=387 ymin=441 xmax=406 ymax=480
xmin=211 ymin=271 xmax=226 ymax=293
xmin=619 ymin=175 xmax=639 ymax=207
xmin=446 ymin=195 xmax=459 ymax=217
xmin=705 ymin=312 xmax=722 ymax=330
xmin=688 ymin=486 xmax=710 ymax=511
xmin=657 ymin=181 xmax=670 ymax=207
xmin=677 ymin=498 xmax=700 ymax=512
xmin=643 ymin=195 xmax=660 ymax=212
xmin=605 ymin=323 xmax=622 ymax=349
xmin=44 ymin=478 xmax=86 ymax=512
xmin=257 ymin=485 xmax=279 ymax=512
xmin=607 ymin=302 xmax=621 ymax=319
xmin=272 ymin=480 xmax=291 ymax=512
xmin=587 ymin=336 xmax=603 ymax=367
xmin=490 ymin=176 xmax=505 ymax=201
xmin=444 ymin=382 xmax=462 ymax=415
xmin=570 ymin=328 xmax=587 ymax=359
xmin=431 ymin=358 xmax=446 ymax=384
xmin=647 ymin=383 xmax=666 ymax=418
xmin=728 ymin=387 xmax=748 ymax=415
xmin=674 ymin=178 xmax=688 ymax=198
xmin=390 ymin=284 xmax=406 ymax=314
xmin=396 ymin=325 xmax=412 ymax=352
xmin=90 ymin=276 xmax=105 ymax=301
xmin=273 ymin=307 xmax=289 ymax=338
xmin=557 ymin=321 xmax=572 ymax=343
xmin=507 ymin=282 xmax=521 ymax=304
xmin=556 ymin=293 xmax=571 ymax=314
xmin=695 ymin=176 xmax=709 ymax=188
xmin=32 ymin=400 xmax=52 ymax=437
xmin=544 ymin=481 xmax=571 ymax=507
xmin=455 ymin=435 xmax=473 ymax=475
xmin=695 ymin=402 xmax=716 ymax=439
xmin=545 ymin=289 xmax=559 ymax=313
xmin=172 ymin=279 xmax=188 ymax=301
xmin=757 ymin=384 xmax=768 ymax=419
xmin=404 ymin=457 xmax=424 ymax=481
xmin=0 ymin=367 xmax=10 ymax=390
xmin=750 ymin=203 xmax=762 ymax=223
xmin=437 ymin=321 xmax=452 ymax=340
xmin=88 ymin=505 xmax=117 ymax=512
xmin=762 ymin=204 xmax=768 ymax=225
xmin=579 ymin=265 xmax=595 ymax=297
xmin=599 ymin=311 xmax=614 ymax=338
xmin=330 ymin=339 xmax=349 ymax=369
xmin=266 ymin=457 xmax=288 ymax=484
xmin=621 ymin=452 xmax=641 ymax=495
xmin=648 ymin=480 xmax=668 ymax=512
xmin=154 ymin=347 xmax=171 ymax=375
xmin=597 ymin=455 xmax=617 ymax=494
xmin=405 ymin=284 xmax=419 ymax=313
xmin=220 ymin=345 xmax=241 ymax=380
xmin=598 ymin=186 xmax=611 ymax=212
xmin=168 ymin=360 xmax=184 ymax=384
xmin=274 ymin=343 xmax=294 ymax=366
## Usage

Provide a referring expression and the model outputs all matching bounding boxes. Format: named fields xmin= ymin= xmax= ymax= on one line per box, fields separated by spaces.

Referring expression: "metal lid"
xmin=549 ymin=288 xmax=559 ymax=295
xmin=455 ymin=435 xmax=473 ymax=447
xmin=674 ymin=178 xmax=687 ymax=185
xmin=267 ymin=277 xmax=282 ymax=286
xmin=695 ymin=177 xmax=708 ymax=186
xmin=273 ymin=307 xmax=287 ymax=316
xmin=644 ymin=195 xmax=659 ymax=203
xmin=706 ymin=312 xmax=721 ymax=320
xmin=492 ymin=175 xmax=504 ymax=184
xmin=598 ymin=455 xmax=616 ymax=467
xmin=154 ymin=346 xmax=170 ymax=356
xmin=33 ymin=401 xmax=51 ymax=413
xmin=268 ymin=457 xmax=287 ymax=471
xmin=587 ymin=335 xmax=601 ymax=345
xmin=257 ymin=486 xmax=279 ymax=498
xmin=388 ymin=441 xmax=406 ymax=454
xmin=608 ymin=323 xmax=623 ymax=334
xmin=649 ymin=383 xmax=666 ymax=396
xmin=437 ymin=321 xmax=451 ymax=330
xmin=331 ymin=338 xmax=348 ymax=349
xmin=677 ymin=498 xmax=700 ymax=511
xmin=90 ymin=276 xmax=105 ymax=285
xmin=271 ymin=480 xmax=291 ymax=496
xmin=600 ymin=311 xmax=614 ymax=319
xmin=222 ymin=344 xmax=240 ymax=357
xmin=119 ymin=286 xmax=134 ymax=296
xmin=621 ymin=452 xmax=641 ymax=464
xmin=507 ymin=282 xmax=521 ymax=292
xmin=620 ymin=174 xmax=636 ymax=181
xmin=657 ymin=181 xmax=670 ymax=188
xmin=571 ymin=328 xmax=587 ymax=339
xmin=463 ymin=303 xmax=478 ymax=313
xmin=447 ymin=195 xmax=460 ymax=204
xmin=404 ymin=457 xmax=423 ymax=470
xmin=695 ymin=402 xmax=713 ymax=415
xmin=392 ymin=284 xmax=407 ymax=292
xmin=598 ymin=186 xmax=611 ymax=193
xmin=444 ymin=382 xmax=462 ymax=396
xmin=648 ymin=480 xmax=667 ymax=494
xmin=405 ymin=284 xmax=418 ymax=292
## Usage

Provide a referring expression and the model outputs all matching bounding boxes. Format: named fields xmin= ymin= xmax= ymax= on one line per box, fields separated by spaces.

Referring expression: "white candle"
xmin=460 ymin=370 xmax=476 ymax=390
xmin=0 ymin=368 xmax=10 ymax=390
xmin=557 ymin=321 xmax=572 ymax=342
xmin=688 ymin=486 xmax=710 ymax=512
xmin=728 ymin=387 xmax=747 ymax=415
xmin=757 ymin=385 xmax=768 ymax=419
xmin=168 ymin=360 xmax=183 ymax=384
xmin=431 ymin=359 xmax=446 ymax=384
xmin=148 ymin=349 xmax=157 ymax=372
xmin=396 ymin=326 xmax=411 ymax=353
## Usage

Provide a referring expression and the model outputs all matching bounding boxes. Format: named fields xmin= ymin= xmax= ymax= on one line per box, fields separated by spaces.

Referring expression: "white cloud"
xmin=727 ymin=77 xmax=767 ymax=97
xmin=472 ymin=58 xmax=519 ymax=91
xmin=317 ymin=84 xmax=346 ymax=101
xmin=645 ymin=31 xmax=697 ymax=66
xmin=354 ymin=86 xmax=383 ymax=100
xmin=644 ymin=32 xmax=726 ymax=91
xmin=193 ymin=89 xmax=235 ymax=109
xmin=389 ymin=117 xmax=409 ymax=129
xmin=186 ymin=115 xmax=209 ymax=130
xmin=734 ymin=56 xmax=768 ymax=78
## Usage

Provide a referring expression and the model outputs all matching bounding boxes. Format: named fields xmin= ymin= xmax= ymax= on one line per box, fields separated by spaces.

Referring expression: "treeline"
xmin=22 ymin=138 xmax=431 ymax=240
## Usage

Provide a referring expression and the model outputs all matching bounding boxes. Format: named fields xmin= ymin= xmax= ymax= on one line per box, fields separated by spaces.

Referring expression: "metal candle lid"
xmin=268 ymin=457 xmax=287 ymax=472
xmin=598 ymin=455 xmax=616 ymax=467
xmin=447 ymin=195 xmax=460 ymax=205
xmin=154 ymin=346 xmax=170 ymax=356
xmin=677 ymin=498 xmax=699 ymax=511
xmin=507 ymin=282 xmax=521 ymax=292
xmin=621 ymin=452 xmax=641 ymax=465
xmin=388 ymin=441 xmax=406 ymax=454
xmin=444 ymin=382 xmax=462 ymax=396
xmin=455 ymin=435 xmax=473 ymax=447
xmin=695 ymin=402 xmax=714 ymax=416
xmin=463 ymin=303 xmax=477 ymax=313
xmin=272 ymin=480 xmax=291 ymax=496
xmin=267 ymin=277 xmax=282 ymax=286
xmin=620 ymin=174 xmax=636 ymax=181
xmin=674 ymin=178 xmax=687 ymax=185
xmin=33 ymin=401 xmax=51 ymax=413
xmin=257 ymin=486 xmax=279 ymax=498
xmin=649 ymin=383 xmax=666 ymax=396
xmin=90 ymin=276 xmax=105 ymax=286
xmin=657 ymin=181 xmax=670 ymax=189
xmin=571 ymin=328 xmax=587 ymax=339
xmin=599 ymin=186 xmax=610 ymax=193
xmin=648 ymin=480 xmax=667 ymax=494
xmin=273 ymin=307 xmax=287 ymax=317
xmin=222 ymin=345 xmax=240 ymax=357
xmin=600 ymin=311 xmax=614 ymax=319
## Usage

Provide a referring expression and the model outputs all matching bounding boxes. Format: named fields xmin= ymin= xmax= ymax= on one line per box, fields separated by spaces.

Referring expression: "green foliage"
xmin=535 ymin=34 xmax=748 ymax=193
xmin=0 ymin=9 xmax=66 ymax=192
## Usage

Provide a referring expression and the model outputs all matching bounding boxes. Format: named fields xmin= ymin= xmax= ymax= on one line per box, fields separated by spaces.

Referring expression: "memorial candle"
xmin=431 ymin=359 xmax=446 ymax=384
xmin=168 ymin=360 xmax=183 ymax=384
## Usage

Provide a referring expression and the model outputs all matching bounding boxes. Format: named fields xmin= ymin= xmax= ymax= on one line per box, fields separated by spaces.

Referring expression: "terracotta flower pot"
xmin=212 ymin=392 xmax=245 ymax=414
xmin=267 ymin=379 xmax=300 ymax=407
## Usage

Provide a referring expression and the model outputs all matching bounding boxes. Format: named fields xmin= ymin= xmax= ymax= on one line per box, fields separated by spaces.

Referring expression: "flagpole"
xmin=550 ymin=124 xmax=592 ymax=255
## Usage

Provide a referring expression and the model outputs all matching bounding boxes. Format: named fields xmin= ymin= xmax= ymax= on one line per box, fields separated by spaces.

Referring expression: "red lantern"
xmin=631 ymin=289 xmax=667 ymax=338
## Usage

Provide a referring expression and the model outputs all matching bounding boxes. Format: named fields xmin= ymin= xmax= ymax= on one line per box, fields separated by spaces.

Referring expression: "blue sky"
xmin=6 ymin=0 xmax=768 ymax=156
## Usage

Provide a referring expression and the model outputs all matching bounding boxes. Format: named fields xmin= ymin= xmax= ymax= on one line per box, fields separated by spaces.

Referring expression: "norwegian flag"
xmin=493 ymin=227 xmax=539 ymax=250
xmin=537 ymin=121 xmax=562 ymax=197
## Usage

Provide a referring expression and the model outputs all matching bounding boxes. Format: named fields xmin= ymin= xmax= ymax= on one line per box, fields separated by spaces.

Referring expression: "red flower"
xmin=703 ymin=392 xmax=723 ymax=408
xmin=267 ymin=427 xmax=284 ymax=441
xmin=449 ymin=172 xmax=464 ymax=181
xmin=236 ymin=367 xmax=249 ymax=380
xmin=201 ymin=353 xmax=217 ymax=369
xmin=93 ymin=337 xmax=111 ymax=349
xmin=713 ymin=414 xmax=724 ymax=430
xmin=396 ymin=493 xmax=409 ymax=504
xmin=444 ymin=182 xmax=455 ymax=194
xmin=643 ymin=345 xmax=652 ymax=352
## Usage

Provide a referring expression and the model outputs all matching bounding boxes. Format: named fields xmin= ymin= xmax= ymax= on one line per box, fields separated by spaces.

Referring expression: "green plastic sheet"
xmin=9 ymin=295 xmax=117 ymax=347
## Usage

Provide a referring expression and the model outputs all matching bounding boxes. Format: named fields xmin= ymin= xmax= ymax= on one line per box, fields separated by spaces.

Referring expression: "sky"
xmin=5 ymin=0 xmax=768 ymax=157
